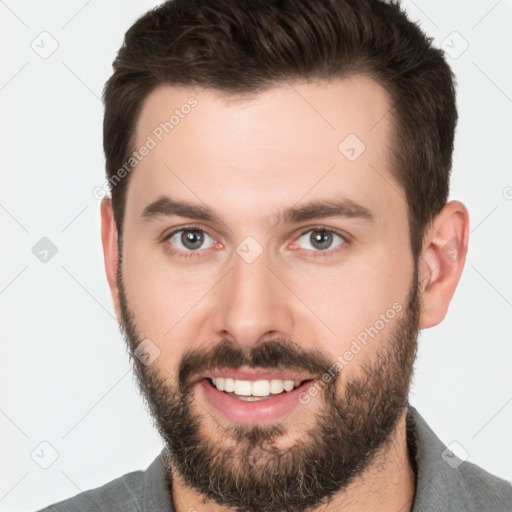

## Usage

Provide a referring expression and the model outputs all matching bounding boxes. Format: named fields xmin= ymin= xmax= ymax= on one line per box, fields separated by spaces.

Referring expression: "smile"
xmin=200 ymin=376 xmax=315 ymax=424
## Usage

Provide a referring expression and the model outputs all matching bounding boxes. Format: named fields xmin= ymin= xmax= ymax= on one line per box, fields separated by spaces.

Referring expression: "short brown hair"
xmin=103 ymin=0 xmax=457 ymax=259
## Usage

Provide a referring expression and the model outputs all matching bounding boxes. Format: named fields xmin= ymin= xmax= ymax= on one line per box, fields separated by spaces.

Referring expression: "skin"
xmin=101 ymin=76 xmax=469 ymax=511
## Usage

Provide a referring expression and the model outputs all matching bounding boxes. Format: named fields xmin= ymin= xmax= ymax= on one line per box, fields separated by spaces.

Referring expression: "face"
xmin=114 ymin=76 xmax=420 ymax=512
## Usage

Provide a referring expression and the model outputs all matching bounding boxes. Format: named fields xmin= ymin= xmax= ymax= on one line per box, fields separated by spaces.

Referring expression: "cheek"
xmin=123 ymin=232 xmax=213 ymax=308
xmin=288 ymin=247 xmax=413 ymax=370
xmin=120 ymin=244 xmax=216 ymax=360
xmin=291 ymin=274 xmax=394 ymax=351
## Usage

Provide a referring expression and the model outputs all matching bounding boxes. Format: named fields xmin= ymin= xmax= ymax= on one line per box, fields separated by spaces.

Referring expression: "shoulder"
xmin=34 ymin=449 xmax=173 ymax=512
xmin=408 ymin=405 xmax=512 ymax=512
xmin=35 ymin=468 xmax=146 ymax=512
xmin=455 ymin=458 xmax=512 ymax=511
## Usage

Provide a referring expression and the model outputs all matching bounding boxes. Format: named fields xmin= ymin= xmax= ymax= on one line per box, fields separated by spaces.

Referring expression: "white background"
xmin=1 ymin=1 xmax=511 ymax=510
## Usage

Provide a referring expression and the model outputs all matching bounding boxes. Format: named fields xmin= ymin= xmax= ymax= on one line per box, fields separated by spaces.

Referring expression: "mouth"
xmin=198 ymin=373 xmax=316 ymax=424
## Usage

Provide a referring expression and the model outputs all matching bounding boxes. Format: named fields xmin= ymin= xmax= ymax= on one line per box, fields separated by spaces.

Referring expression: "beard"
xmin=116 ymin=257 xmax=420 ymax=512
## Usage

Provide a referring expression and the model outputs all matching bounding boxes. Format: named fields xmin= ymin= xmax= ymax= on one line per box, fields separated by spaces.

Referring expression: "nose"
xmin=210 ymin=245 xmax=295 ymax=348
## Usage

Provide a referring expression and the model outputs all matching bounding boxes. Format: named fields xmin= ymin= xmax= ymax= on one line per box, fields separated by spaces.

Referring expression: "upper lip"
xmin=196 ymin=367 xmax=316 ymax=383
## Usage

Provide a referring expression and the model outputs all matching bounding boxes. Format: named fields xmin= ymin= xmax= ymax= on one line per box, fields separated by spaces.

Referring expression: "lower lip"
xmin=199 ymin=378 xmax=314 ymax=425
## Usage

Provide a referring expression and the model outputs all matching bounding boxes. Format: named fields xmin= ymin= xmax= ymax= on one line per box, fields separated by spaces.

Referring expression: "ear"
xmin=418 ymin=200 xmax=469 ymax=329
xmin=100 ymin=197 xmax=121 ymax=323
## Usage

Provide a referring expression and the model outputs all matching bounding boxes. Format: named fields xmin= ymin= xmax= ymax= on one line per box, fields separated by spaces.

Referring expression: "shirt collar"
xmin=142 ymin=446 xmax=175 ymax=511
xmin=406 ymin=403 xmax=509 ymax=512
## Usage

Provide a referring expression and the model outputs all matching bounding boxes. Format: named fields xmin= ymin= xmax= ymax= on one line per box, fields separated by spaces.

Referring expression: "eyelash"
xmin=162 ymin=224 xmax=350 ymax=259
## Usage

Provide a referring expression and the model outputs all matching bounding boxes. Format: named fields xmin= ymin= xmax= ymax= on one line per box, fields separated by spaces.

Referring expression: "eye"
xmin=164 ymin=227 xmax=217 ymax=254
xmin=292 ymin=228 xmax=347 ymax=254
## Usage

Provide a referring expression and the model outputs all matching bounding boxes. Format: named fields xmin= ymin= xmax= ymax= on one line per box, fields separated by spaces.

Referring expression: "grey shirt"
xmin=36 ymin=405 xmax=512 ymax=511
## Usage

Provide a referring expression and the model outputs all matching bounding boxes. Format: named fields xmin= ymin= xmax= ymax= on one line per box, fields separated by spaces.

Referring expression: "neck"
xmin=170 ymin=409 xmax=416 ymax=512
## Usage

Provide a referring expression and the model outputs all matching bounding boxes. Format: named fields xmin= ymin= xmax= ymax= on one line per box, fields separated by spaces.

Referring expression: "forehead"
xmin=126 ymin=76 xmax=404 ymax=227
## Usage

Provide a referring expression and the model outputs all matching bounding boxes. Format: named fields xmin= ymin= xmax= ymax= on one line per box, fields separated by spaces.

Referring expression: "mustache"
xmin=178 ymin=338 xmax=336 ymax=393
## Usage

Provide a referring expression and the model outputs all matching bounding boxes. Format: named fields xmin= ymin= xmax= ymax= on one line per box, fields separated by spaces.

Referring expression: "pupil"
xmin=311 ymin=230 xmax=332 ymax=250
xmin=183 ymin=230 xmax=204 ymax=250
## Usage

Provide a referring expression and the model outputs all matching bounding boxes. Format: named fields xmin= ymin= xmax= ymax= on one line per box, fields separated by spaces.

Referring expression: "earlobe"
xmin=418 ymin=201 xmax=469 ymax=329
xmin=100 ymin=197 xmax=121 ymax=321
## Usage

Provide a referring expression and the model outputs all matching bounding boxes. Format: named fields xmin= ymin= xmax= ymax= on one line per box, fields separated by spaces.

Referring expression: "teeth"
xmin=234 ymin=380 xmax=252 ymax=396
xmin=269 ymin=379 xmax=284 ymax=394
xmin=283 ymin=380 xmax=294 ymax=392
xmin=252 ymin=380 xmax=270 ymax=396
xmin=224 ymin=378 xmax=235 ymax=392
xmin=210 ymin=377 xmax=303 ymax=397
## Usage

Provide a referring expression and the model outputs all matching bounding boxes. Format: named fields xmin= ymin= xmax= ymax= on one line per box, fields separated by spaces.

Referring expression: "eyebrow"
xmin=141 ymin=195 xmax=374 ymax=225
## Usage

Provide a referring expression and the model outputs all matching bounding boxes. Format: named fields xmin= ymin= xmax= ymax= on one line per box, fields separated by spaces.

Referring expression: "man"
xmin=38 ymin=0 xmax=512 ymax=511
